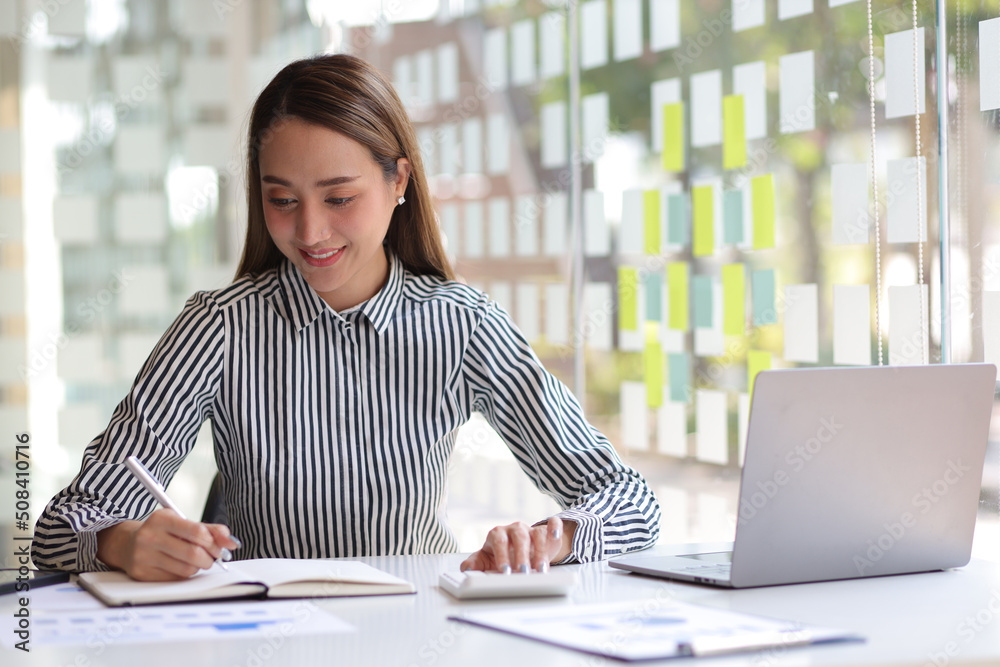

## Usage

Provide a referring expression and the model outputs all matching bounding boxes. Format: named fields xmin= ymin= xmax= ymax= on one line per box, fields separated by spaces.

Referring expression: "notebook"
xmin=611 ymin=363 xmax=997 ymax=588
xmin=77 ymin=558 xmax=415 ymax=606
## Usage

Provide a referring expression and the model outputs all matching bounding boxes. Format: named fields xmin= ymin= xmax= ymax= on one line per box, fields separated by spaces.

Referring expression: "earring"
xmin=397 ymin=196 xmax=406 ymax=206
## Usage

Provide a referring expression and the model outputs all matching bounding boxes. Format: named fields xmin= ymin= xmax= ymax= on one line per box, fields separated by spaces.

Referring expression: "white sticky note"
xmin=516 ymin=283 xmax=541 ymax=343
xmin=541 ymin=101 xmax=568 ymax=168
xmin=582 ymin=92 xmax=609 ymax=162
xmin=188 ymin=265 xmax=235 ymax=292
xmin=737 ymin=392 xmax=750 ymax=466
xmin=584 ymin=283 xmax=614 ymax=351
xmin=115 ymin=125 xmax=165 ymax=173
xmin=415 ymin=49 xmax=434 ymax=107
xmin=618 ymin=277 xmax=645 ymax=352
xmin=0 ymin=129 xmax=18 ymax=172
xmin=694 ymin=283 xmax=725 ymax=357
xmin=48 ymin=56 xmax=93 ymax=103
xmin=733 ymin=0 xmax=765 ymax=32
xmin=584 ymin=189 xmax=609 ymax=256
xmin=887 ymin=157 xmax=928 ymax=243
xmin=177 ymin=0 xmax=225 ymax=37
xmin=393 ymin=57 xmax=413 ymax=108
xmin=545 ymin=283 xmax=570 ymax=345
xmin=651 ymin=0 xmax=681 ymax=52
xmin=488 ymin=198 xmax=511 ymax=257
xmin=614 ymin=0 xmax=643 ymax=62
xmin=733 ymin=61 xmax=767 ymax=140
xmin=58 ymin=404 xmax=104 ymax=445
xmin=833 ymin=284 xmax=871 ymax=365
xmin=511 ymin=19 xmax=538 ymax=87
xmin=980 ymin=19 xmax=1000 ymax=111
xmin=620 ymin=189 xmax=645 ymax=255
xmin=829 ymin=0 xmax=860 ymax=5
xmin=439 ymin=124 xmax=459 ymax=175
xmin=651 ymin=78 xmax=682 ymax=152
xmin=119 ymin=265 xmax=170 ymax=316
xmin=115 ymin=193 xmax=167 ymax=244
xmin=484 ymin=27 xmax=508 ymax=91
xmin=885 ymin=28 xmax=926 ymax=119
xmin=514 ymin=195 xmax=539 ymax=256
xmin=832 ymin=163 xmax=870 ymax=245
xmin=784 ymin=284 xmax=819 ymax=363
xmin=118 ymin=333 xmax=160 ymax=381
xmin=465 ymin=201 xmax=485 ymax=258
xmin=889 ymin=285 xmax=929 ymax=366
xmin=417 ymin=127 xmax=436 ymax=177
xmin=440 ymin=203 xmax=459 ymax=257
xmin=581 ymin=0 xmax=609 ymax=70
xmin=543 ymin=192 xmax=568 ymax=256
xmin=657 ymin=401 xmax=687 ymax=458
xmin=0 ymin=270 xmax=23 ymax=315
xmin=48 ymin=0 xmax=87 ymax=35
xmin=113 ymin=56 xmax=165 ymax=107
xmin=182 ymin=58 xmax=229 ymax=107
xmin=691 ymin=70 xmax=723 ymax=147
xmin=437 ymin=43 xmax=459 ymax=103
xmin=984 ymin=292 xmax=1000 ymax=366
xmin=0 ymin=2 xmax=16 ymax=33
xmin=462 ymin=118 xmax=483 ymax=174
xmin=0 ymin=198 xmax=22 ymax=241
xmin=183 ymin=124 xmax=232 ymax=167
xmin=696 ymin=389 xmax=728 ymax=465
xmin=779 ymin=0 xmax=813 ymax=20
xmin=779 ymin=51 xmax=815 ymax=134
xmin=54 ymin=195 xmax=99 ymax=245
xmin=490 ymin=281 xmax=513 ymax=314
xmin=540 ymin=11 xmax=566 ymax=79
xmin=621 ymin=382 xmax=649 ymax=451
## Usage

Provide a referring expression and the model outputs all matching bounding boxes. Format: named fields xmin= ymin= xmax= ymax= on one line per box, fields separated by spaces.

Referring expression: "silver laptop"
xmin=610 ymin=363 xmax=997 ymax=588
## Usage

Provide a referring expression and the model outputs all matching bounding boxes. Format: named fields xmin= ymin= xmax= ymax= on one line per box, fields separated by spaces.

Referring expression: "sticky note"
xmin=832 ymin=163 xmax=870 ymax=244
xmin=722 ymin=264 xmax=746 ymax=336
xmin=662 ymin=102 xmax=685 ymax=172
xmin=985 ymin=291 xmax=1000 ymax=366
xmin=887 ymin=157 xmax=928 ymax=243
xmin=115 ymin=125 xmax=164 ymax=173
xmin=667 ymin=192 xmax=688 ymax=245
xmin=657 ymin=402 xmax=687 ymax=458
xmin=692 ymin=185 xmax=715 ymax=257
xmin=543 ymin=192 xmax=568 ymax=257
xmin=619 ymin=267 xmax=639 ymax=331
xmin=393 ymin=57 xmax=412 ymax=107
xmin=723 ymin=95 xmax=747 ymax=169
xmin=695 ymin=282 xmax=725 ymax=356
xmin=733 ymin=60 xmax=767 ymax=140
xmin=620 ymin=189 xmax=645 ymax=254
xmin=779 ymin=51 xmax=815 ymax=133
xmin=488 ymin=198 xmax=510 ymax=257
xmin=829 ymin=0 xmax=860 ymax=5
xmin=414 ymin=49 xmax=434 ymax=107
xmin=645 ymin=324 xmax=664 ymax=408
xmin=747 ymin=350 xmax=771 ymax=397
xmin=621 ymin=382 xmax=649 ymax=451
xmin=751 ymin=269 xmax=777 ymax=326
xmin=464 ymin=201 xmax=484 ymax=258
xmin=545 ymin=283 xmax=570 ymax=345
xmin=54 ymin=196 xmax=97 ymax=245
xmin=585 ymin=283 xmax=614 ymax=350
xmin=784 ymin=284 xmax=819 ymax=362
xmin=487 ymin=113 xmax=509 ymax=175
xmin=582 ymin=92 xmax=609 ymax=162
xmin=667 ymin=262 xmax=689 ymax=331
xmin=885 ymin=28 xmax=926 ymax=119
xmin=889 ymin=285 xmax=929 ymax=365
xmin=581 ymin=0 xmax=609 ymax=70
xmin=614 ymin=0 xmax=643 ymax=62
xmin=515 ymin=284 xmax=540 ymax=343
xmin=778 ymin=0 xmax=813 ymax=20
xmin=650 ymin=0 xmax=680 ymax=51
xmin=510 ymin=19 xmax=537 ymax=87
xmin=540 ymin=12 xmax=566 ymax=79
xmin=490 ymin=282 xmax=512 ymax=313
xmin=484 ymin=27 xmax=508 ymax=90
xmin=438 ymin=123 xmax=458 ymax=175
xmin=737 ymin=393 xmax=750 ymax=465
xmin=668 ymin=352 xmax=690 ymax=403
xmin=696 ymin=389 xmax=728 ymax=465
xmin=513 ymin=196 xmax=538 ymax=256
xmin=119 ymin=265 xmax=169 ymax=316
xmin=540 ymin=101 xmax=567 ymax=168
xmin=584 ymin=189 xmax=609 ymax=256
xmin=437 ymin=42 xmax=459 ymax=103
xmin=733 ymin=0 xmax=765 ymax=32
xmin=651 ymin=78 xmax=681 ymax=152
xmin=645 ymin=271 xmax=663 ymax=322
xmin=833 ymin=285 xmax=871 ymax=365
xmin=644 ymin=190 xmax=661 ymax=254
xmin=691 ymin=69 xmax=722 ymax=147
xmin=692 ymin=276 xmax=714 ymax=328
xmin=980 ymin=19 xmax=1000 ymax=111
xmin=462 ymin=117 xmax=483 ymax=174
xmin=723 ymin=189 xmax=744 ymax=245
xmin=752 ymin=174 xmax=775 ymax=249
xmin=115 ymin=193 xmax=167 ymax=243
xmin=47 ymin=56 xmax=93 ymax=103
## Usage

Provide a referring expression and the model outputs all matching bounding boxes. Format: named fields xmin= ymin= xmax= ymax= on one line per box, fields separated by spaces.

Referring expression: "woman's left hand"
xmin=460 ymin=517 xmax=575 ymax=573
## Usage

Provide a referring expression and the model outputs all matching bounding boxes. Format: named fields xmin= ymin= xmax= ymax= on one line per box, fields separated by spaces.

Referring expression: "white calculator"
xmin=438 ymin=569 xmax=577 ymax=599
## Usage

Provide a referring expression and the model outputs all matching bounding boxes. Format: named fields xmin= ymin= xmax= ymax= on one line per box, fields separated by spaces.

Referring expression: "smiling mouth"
xmin=304 ymin=248 xmax=341 ymax=259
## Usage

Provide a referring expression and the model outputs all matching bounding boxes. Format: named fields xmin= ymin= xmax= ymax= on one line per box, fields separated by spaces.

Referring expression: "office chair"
xmin=200 ymin=472 xmax=229 ymax=527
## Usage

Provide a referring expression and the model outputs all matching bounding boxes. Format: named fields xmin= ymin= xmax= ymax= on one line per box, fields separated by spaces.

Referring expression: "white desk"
xmin=10 ymin=545 xmax=1000 ymax=666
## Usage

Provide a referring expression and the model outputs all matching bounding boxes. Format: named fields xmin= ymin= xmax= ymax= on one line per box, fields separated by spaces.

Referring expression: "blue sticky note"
xmin=692 ymin=275 xmax=714 ymax=328
xmin=644 ymin=271 xmax=663 ymax=322
xmin=751 ymin=269 xmax=777 ymax=326
xmin=723 ymin=189 xmax=744 ymax=245
xmin=667 ymin=193 xmax=688 ymax=246
xmin=668 ymin=352 xmax=690 ymax=402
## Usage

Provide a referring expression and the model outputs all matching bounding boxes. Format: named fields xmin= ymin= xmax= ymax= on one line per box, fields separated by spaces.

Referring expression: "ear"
xmin=394 ymin=158 xmax=411 ymax=198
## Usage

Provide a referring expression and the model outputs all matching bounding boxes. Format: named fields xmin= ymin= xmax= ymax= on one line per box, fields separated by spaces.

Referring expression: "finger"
xmin=486 ymin=527 xmax=512 ymax=574
xmin=529 ymin=525 xmax=552 ymax=573
xmin=205 ymin=524 xmax=241 ymax=557
xmin=506 ymin=523 xmax=532 ymax=574
xmin=460 ymin=552 xmax=489 ymax=572
xmin=134 ymin=518 xmax=219 ymax=571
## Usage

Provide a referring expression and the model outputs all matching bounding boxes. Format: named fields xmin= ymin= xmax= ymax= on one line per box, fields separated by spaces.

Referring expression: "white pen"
xmin=124 ymin=455 xmax=233 ymax=572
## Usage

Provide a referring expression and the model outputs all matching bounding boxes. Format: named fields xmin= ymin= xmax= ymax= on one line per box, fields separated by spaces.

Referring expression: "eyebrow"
xmin=261 ymin=175 xmax=361 ymax=187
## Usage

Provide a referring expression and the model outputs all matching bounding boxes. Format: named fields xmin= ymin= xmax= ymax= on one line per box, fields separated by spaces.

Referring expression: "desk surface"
xmin=10 ymin=544 xmax=1000 ymax=667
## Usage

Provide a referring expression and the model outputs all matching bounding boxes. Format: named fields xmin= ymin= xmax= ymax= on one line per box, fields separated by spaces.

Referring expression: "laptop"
xmin=610 ymin=363 xmax=997 ymax=588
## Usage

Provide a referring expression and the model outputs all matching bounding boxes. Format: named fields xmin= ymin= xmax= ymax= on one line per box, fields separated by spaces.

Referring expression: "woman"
xmin=32 ymin=54 xmax=660 ymax=581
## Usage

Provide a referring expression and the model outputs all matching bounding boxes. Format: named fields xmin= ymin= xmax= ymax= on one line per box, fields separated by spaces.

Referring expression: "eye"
xmin=268 ymin=198 xmax=296 ymax=209
xmin=326 ymin=196 xmax=356 ymax=207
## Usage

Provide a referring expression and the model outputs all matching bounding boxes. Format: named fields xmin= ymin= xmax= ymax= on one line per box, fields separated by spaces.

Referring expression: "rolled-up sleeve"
xmin=32 ymin=292 xmax=225 ymax=572
xmin=460 ymin=300 xmax=661 ymax=563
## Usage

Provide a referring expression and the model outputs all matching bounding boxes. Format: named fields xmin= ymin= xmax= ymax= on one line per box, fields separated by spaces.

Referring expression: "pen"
xmin=124 ymin=455 xmax=233 ymax=572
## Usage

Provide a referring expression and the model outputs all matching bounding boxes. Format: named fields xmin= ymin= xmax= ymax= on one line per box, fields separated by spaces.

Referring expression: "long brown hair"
xmin=236 ymin=54 xmax=453 ymax=282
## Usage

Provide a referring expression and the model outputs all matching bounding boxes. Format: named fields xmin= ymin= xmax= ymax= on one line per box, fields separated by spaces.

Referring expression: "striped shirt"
xmin=33 ymin=251 xmax=660 ymax=572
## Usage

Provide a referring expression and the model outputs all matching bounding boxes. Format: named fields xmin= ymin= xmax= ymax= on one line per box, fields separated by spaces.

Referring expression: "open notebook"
xmin=77 ymin=558 xmax=415 ymax=607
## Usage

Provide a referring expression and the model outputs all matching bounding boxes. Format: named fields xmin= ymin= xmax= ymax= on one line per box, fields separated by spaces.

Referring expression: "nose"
xmin=294 ymin=200 xmax=329 ymax=247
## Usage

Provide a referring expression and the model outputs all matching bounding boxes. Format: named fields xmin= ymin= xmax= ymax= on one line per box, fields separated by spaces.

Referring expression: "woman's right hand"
xmin=96 ymin=509 xmax=239 ymax=581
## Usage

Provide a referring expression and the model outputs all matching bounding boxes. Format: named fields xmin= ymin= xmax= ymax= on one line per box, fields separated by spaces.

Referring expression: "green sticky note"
xmin=723 ymin=94 xmax=747 ymax=170
xmin=751 ymin=269 xmax=777 ymax=326
xmin=644 ymin=271 xmax=663 ymax=322
xmin=747 ymin=349 xmax=772 ymax=397
xmin=644 ymin=190 xmax=661 ymax=254
xmin=668 ymin=352 xmax=690 ymax=403
xmin=723 ymin=189 xmax=744 ymax=245
xmin=645 ymin=324 xmax=663 ymax=408
xmin=692 ymin=276 xmax=714 ymax=328
xmin=752 ymin=174 xmax=775 ymax=249
xmin=692 ymin=185 xmax=714 ymax=257
xmin=667 ymin=193 xmax=688 ymax=246
xmin=667 ymin=262 xmax=689 ymax=331
xmin=722 ymin=263 xmax=745 ymax=336
xmin=662 ymin=103 xmax=684 ymax=172
xmin=619 ymin=267 xmax=639 ymax=331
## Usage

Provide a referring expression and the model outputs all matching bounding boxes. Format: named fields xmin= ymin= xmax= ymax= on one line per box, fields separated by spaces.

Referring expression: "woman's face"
xmin=258 ymin=118 xmax=409 ymax=311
